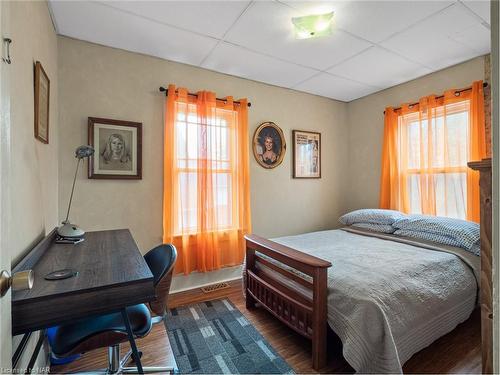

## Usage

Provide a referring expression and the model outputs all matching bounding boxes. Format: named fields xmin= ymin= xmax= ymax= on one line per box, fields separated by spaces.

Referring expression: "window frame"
xmin=397 ymin=98 xmax=471 ymax=219
xmin=173 ymin=102 xmax=238 ymax=235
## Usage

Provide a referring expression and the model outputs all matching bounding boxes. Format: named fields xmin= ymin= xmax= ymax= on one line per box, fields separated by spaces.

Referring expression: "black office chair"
xmin=49 ymin=244 xmax=177 ymax=374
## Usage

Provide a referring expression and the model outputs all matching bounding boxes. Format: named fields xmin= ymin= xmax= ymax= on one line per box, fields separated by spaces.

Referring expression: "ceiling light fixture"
xmin=292 ymin=12 xmax=334 ymax=40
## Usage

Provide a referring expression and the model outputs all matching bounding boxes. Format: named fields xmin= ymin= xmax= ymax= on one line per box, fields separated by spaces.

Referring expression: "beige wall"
xmin=57 ymin=37 xmax=349 ymax=254
xmin=10 ymin=1 xmax=59 ymax=264
xmin=9 ymin=0 xmax=58 ymax=371
xmin=57 ymin=37 xmax=487 ymax=269
xmin=346 ymin=56 xmax=487 ymax=212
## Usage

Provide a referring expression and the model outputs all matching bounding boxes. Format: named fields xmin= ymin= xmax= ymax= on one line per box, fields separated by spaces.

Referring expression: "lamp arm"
xmin=64 ymin=158 xmax=81 ymax=224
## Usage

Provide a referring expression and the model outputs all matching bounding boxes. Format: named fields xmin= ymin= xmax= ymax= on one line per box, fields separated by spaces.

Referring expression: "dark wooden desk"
xmin=12 ymin=229 xmax=155 ymax=373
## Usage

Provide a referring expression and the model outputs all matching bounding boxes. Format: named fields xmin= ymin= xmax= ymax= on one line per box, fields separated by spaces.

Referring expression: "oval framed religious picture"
xmin=252 ymin=122 xmax=286 ymax=169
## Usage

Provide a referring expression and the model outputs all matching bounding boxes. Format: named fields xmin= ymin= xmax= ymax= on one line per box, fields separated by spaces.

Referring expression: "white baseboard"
xmin=171 ymin=265 xmax=243 ymax=294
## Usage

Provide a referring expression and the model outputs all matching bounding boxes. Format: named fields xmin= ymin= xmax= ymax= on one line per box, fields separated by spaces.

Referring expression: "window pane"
xmin=402 ymin=100 xmax=469 ymax=220
xmin=407 ymin=119 xmax=421 ymax=169
xmin=214 ymin=173 xmax=232 ymax=229
xmin=175 ymin=104 xmax=236 ymax=234
xmin=443 ymin=111 xmax=468 ymax=167
xmin=434 ymin=172 xmax=466 ymax=220
xmin=407 ymin=174 xmax=422 ymax=215
xmin=178 ymin=172 xmax=197 ymax=232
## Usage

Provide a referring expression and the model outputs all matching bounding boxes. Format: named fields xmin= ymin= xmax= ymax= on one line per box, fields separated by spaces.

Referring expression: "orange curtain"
xmin=467 ymin=81 xmax=486 ymax=222
xmin=379 ymin=80 xmax=486 ymax=222
xmin=379 ymin=107 xmax=401 ymax=210
xmin=163 ymin=84 xmax=252 ymax=274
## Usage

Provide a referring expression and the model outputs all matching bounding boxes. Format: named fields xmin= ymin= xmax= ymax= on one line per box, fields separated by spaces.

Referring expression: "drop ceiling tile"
xmin=100 ymin=1 xmax=251 ymax=39
xmin=50 ymin=1 xmax=218 ymax=66
xmin=202 ymin=42 xmax=319 ymax=88
xmin=284 ymin=1 xmax=453 ymax=43
xmin=380 ymin=3 xmax=485 ymax=70
xmin=294 ymin=73 xmax=381 ymax=101
xmin=48 ymin=0 xmax=492 ymax=102
xmin=461 ymin=0 xmax=490 ymax=25
xmin=451 ymin=23 xmax=491 ymax=55
xmin=224 ymin=1 xmax=371 ymax=70
xmin=329 ymin=46 xmax=432 ymax=88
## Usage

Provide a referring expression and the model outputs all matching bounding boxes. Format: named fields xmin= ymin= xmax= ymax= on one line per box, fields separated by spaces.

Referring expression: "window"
xmin=163 ymin=85 xmax=251 ymax=274
xmin=399 ymin=100 xmax=470 ymax=219
xmin=174 ymin=102 xmax=236 ymax=234
xmin=380 ymin=81 xmax=486 ymax=223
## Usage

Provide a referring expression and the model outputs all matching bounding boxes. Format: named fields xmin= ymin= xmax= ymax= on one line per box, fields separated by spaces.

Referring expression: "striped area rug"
xmin=165 ymin=299 xmax=294 ymax=374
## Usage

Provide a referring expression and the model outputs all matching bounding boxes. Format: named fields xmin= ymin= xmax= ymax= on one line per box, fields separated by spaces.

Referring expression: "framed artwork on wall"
xmin=252 ymin=122 xmax=286 ymax=169
xmin=293 ymin=130 xmax=321 ymax=178
xmin=88 ymin=117 xmax=142 ymax=179
xmin=34 ymin=61 xmax=50 ymax=144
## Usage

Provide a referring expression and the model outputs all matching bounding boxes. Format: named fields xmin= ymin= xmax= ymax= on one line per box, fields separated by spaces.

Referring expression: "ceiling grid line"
xmin=458 ymin=0 xmax=491 ymax=27
xmin=375 ymin=2 xmax=457 ymax=45
xmin=96 ymin=0 xmax=325 ymax=75
xmin=199 ymin=1 xmax=255 ymax=66
xmin=95 ymin=0 xmax=221 ymax=42
xmin=49 ymin=0 xmax=491 ymax=102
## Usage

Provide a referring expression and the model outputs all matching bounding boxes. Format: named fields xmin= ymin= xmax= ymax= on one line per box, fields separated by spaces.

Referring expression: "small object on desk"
xmin=55 ymin=235 xmax=84 ymax=245
xmin=45 ymin=269 xmax=78 ymax=281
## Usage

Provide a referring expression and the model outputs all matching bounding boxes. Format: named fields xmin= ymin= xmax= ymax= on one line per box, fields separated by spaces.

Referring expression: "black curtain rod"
xmin=159 ymin=86 xmax=251 ymax=107
xmin=384 ymin=82 xmax=488 ymax=114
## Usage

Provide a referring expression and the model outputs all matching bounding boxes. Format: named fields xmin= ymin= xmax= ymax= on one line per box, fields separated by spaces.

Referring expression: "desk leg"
xmin=121 ymin=308 xmax=144 ymax=375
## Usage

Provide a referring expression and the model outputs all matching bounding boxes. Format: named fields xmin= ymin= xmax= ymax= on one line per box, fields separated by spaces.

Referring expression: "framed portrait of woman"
xmin=88 ymin=117 xmax=142 ymax=179
xmin=252 ymin=122 xmax=286 ymax=169
xmin=292 ymin=130 xmax=321 ymax=178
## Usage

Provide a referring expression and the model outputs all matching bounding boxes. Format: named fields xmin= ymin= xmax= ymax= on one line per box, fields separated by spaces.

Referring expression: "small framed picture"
xmin=88 ymin=117 xmax=142 ymax=179
xmin=293 ymin=130 xmax=321 ymax=178
xmin=252 ymin=122 xmax=286 ymax=169
xmin=34 ymin=61 xmax=50 ymax=144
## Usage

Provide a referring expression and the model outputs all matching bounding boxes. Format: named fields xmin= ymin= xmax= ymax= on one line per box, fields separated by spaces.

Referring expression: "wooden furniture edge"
xmin=244 ymin=234 xmax=331 ymax=370
xmin=468 ymin=158 xmax=492 ymax=374
xmin=12 ymin=228 xmax=57 ymax=273
xmin=12 ymin=228 xmax=153 ymax=304
xmin=244 ymin=234 xmax=332 ymax=270
xmin=468 ymin=157 xmax=492 ymax=171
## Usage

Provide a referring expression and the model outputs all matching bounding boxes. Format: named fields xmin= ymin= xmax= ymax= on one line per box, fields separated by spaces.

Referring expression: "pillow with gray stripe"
xmin=394 ymin=229 xmax=463 ymax=249
xmin=393 ymin=215 xmax=479 ymax=250
xmin=394 ymin=229 xmax=480 ymax=256
xmin=339 ymin=209 xmax=405 ymax=225
xmin=352 ymin=222 xmax=396 ymax=233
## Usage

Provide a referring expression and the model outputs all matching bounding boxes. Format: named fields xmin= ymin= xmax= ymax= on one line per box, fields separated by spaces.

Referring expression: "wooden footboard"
xmin=244 ymin=234 xmax=332 ymax=370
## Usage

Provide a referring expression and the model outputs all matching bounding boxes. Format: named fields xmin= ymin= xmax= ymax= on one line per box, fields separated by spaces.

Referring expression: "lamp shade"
xmin=75 ymin=145 xmax=95 ymax=159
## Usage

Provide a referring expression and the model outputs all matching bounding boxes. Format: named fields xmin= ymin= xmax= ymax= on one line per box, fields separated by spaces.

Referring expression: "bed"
xmin=244 ymin=226 xmax=480 ymax=374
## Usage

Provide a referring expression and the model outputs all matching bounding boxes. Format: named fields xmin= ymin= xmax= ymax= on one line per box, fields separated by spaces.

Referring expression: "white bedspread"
xmin=270 ymin=228 xmax=479 ymax=374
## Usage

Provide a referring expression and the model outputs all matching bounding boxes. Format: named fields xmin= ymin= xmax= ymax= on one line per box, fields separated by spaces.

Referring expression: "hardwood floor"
xmin=51 ymin=279 xmax=481 ymax=374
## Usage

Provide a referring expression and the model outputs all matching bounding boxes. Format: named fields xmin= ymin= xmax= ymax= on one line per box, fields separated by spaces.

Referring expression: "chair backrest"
xmin=144 ymin=244 xmax=177 ymax=316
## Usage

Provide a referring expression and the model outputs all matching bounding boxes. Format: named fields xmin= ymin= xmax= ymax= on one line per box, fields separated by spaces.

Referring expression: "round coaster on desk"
xmin=44 ymin=269 xmax=78 ymax=280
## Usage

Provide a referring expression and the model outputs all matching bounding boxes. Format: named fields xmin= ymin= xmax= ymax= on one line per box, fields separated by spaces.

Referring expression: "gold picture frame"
xmin=34 ymin=61 xmax=50 ymax=144
xmin=252 ymin=122 xmax=286 ymax=169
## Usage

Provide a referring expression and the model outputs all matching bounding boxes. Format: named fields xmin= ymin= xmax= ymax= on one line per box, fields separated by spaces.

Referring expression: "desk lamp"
xmin=57 ymin=145 xmax=94 ymax=240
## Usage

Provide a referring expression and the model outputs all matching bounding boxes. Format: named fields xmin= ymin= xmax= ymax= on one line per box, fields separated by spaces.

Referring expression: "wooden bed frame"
xmin=244 ymin=234 xmax=332 ymax=370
